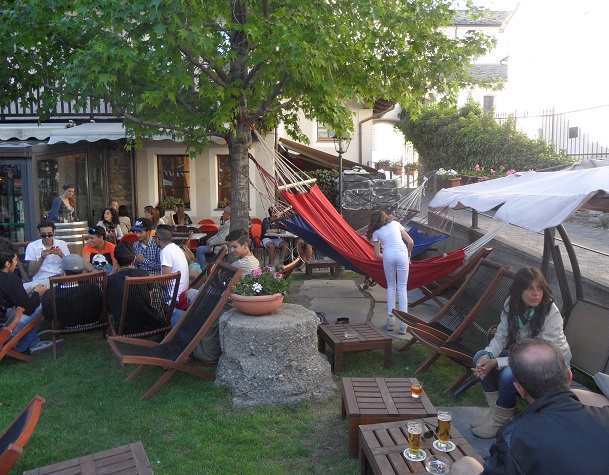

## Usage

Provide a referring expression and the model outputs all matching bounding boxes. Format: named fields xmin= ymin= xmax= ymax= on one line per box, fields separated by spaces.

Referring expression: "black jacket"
xmin=484 ymin=390 xmax=609 ymax=474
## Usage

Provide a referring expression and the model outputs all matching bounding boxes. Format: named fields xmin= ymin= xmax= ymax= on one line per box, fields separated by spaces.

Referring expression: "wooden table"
xmin=359 ymin=418 xmax=484 ymax=474
xmin=342 ymin=377 xmax=437 ymax=458
xmin=24 ymin=441 xmax=154 ymax=475
xmin=318 ymin=323 xmax=392 ymax=373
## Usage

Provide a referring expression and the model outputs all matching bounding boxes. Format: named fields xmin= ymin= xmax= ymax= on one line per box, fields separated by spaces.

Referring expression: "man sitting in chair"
xmin=261 ymin=207 xmax=288 ymax=269
xmin=41 ymin=254 xmax=104 ymax=328
xmin=195 ymin=206 xmax=231 ymax=267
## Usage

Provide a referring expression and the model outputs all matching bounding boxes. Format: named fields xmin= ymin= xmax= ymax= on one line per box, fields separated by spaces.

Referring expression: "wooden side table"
xmin=359 ymin=418 xmax=484 ymax=474
xmin=23 ymin=441 xmax=154 ymax=475
xmin=342 ymin=377 xmax=437 ymax=458
xmin=318 ymin=323 xmax=392 ymax=373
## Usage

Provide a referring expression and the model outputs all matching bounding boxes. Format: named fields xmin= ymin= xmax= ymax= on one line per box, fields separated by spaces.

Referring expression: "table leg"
xmin=334 ymin=347 xmax=343 ymax=373
xmin=348 ymin=417 xmax=359 ymax=458
xmin=317 ymin=334 xmax=326 ymax=353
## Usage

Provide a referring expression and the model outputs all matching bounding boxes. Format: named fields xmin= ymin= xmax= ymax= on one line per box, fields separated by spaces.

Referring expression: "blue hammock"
xmin=409 ymin=225 xmax=449 ymax=257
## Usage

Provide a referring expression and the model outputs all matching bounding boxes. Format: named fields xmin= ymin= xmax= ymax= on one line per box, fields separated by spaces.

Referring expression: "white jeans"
xmin=382 ymin=250 xmax=410 ymax=316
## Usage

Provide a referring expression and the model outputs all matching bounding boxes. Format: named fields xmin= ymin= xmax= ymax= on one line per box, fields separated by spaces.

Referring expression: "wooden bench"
xmin=24 ymin=441 xmax=153 ymax=475
xmin=318 ymin=323 xmax=392 ymax=373
xmin=342 ymin=377 xmax=437 ymax=458
xmin=305 ymin=259 xmax=341 ymax=276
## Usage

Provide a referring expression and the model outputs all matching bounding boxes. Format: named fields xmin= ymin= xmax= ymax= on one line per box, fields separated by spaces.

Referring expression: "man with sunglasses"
xmin=82 ymin=225 xmax=116 ymax=273
xmin=24 ymin=220 xmax=70 ymax=282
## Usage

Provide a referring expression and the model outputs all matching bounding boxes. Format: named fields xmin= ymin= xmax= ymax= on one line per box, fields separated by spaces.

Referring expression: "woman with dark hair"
xmin=366 ymin=210 xmax=414 ymax=334
xmin=471 ymin=267 xmax=572 ymax=438
xmin=172 ymin=203 xmax=192 ymax=226
xmin=96 ymin=207 xmax=123 ymax=243
xmin=49 ymin=183 xmax=78 ymax=222
xmin=144 ymin=205 xmax=165 ymax=229
xmin=117 ymin=205 xmax=131 ymax=235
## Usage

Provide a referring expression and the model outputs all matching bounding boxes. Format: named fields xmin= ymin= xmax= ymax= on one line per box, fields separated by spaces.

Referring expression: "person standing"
xmin=25 ymin=220 xmax=70 ymax=282
xmin=471 ymin=267 xmax=572 ymax=439
xmin=49 ymin=183 xmax=78 ymax=222
xmin=81 ymin=226 xmax=116 ymax=273
xmin=367 ymin=210 xmax=414 ymax=334
xmin=131 ymin=218 xmax=161 ymax=274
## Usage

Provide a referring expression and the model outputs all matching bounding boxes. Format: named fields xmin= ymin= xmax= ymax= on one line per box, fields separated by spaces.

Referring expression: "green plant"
xmin=460 ymin=164 xmax=516 ymax=180
xmin=233 ymin=266 xmax=292 ymax=296
xmin=436 ymin=168 xmax=458 ymax=179
xmin=377 ymin=160 xmax=391 ymax=169
xmin=389 ymin=161 xmax=403 ymax=169
xmin=162 ymin=197 xmax=184 ymax=209
xmin=308 ymin=169 xmax=338 ymax=209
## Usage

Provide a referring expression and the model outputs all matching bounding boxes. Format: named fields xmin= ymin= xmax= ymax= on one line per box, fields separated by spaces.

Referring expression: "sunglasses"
xmin=40 ymin=233 xmax=54 ymax=238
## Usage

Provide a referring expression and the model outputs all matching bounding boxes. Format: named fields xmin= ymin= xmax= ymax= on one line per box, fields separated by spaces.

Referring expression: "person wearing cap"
xmin=195 ymin=206 xmax=231 ymax=267
xmin=0 ymin=241 xmax=55 ymax=355
xmin=82 ymin=225 xmax=116 ymax=273
xmin=25 ymin=220 xmax=71 ymax=282
xmin=131 ymin=217 xmax=161 ymax=274
xmin=41 ymin=254 xmax=104 ymax=328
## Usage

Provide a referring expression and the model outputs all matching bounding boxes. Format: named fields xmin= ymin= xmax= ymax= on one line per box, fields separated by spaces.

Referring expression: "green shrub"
xmin=308 ymin=169 xmax=339 ymax=208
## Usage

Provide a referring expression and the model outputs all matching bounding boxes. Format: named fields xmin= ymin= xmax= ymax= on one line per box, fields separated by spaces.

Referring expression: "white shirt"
xmin=160 ymin=242 xmax=189 ymax=297
xmin=24 ymin=238 xmax=71 ymax=281
xmin=371 ymin=221 xmax=408 ymax=254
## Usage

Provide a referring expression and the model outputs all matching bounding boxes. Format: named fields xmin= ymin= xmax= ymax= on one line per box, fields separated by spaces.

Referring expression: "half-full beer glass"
xmin=407 ymin=420 xmax=423 ymax=458
xmin=436 ymin=411 xmax=452 ymax=450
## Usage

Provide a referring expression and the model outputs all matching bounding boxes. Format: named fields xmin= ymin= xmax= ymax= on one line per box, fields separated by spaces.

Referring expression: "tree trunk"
xmin=227 ymin=118 xmax=252 ymax=232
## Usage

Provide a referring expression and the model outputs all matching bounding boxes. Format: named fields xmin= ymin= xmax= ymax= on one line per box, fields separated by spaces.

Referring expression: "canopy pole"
xmin=556 ymin=224 xmax=584 ymax=301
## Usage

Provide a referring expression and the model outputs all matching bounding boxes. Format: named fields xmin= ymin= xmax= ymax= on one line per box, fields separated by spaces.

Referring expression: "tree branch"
xmin=178 ymin=45 xmax=229 ymax=86
xmin=249 ymin=72 xmax=290 ymax=122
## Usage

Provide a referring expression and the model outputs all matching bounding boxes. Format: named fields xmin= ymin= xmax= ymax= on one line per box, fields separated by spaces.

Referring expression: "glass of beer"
xmin=411 ymin=381 xmax=423 ymax=399
xmin=407 ymin=420 xmax=423 ymax=459
xmin=435 ymin=410 xmax=453 ymax=451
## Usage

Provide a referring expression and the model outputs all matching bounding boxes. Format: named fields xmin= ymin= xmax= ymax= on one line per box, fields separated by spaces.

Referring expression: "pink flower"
xmin=273 ymin=273 xmax=283 ymax=279
xmin=500 ymin=165 xmax=505 ymax=170
xmin=475 ymin=164 xmax=480 ymax=171
xmin=480 ymin=176 xmax=489 ymax=181
xmin=506 ymin=169 xmax=515 ymax=175
xmin=252 ymin=268 xmax=263 ymax=276
xmin=490 ymin=169 xmax=496 ymax=174
xmin=264 ymin=266 xmax=273 ymax=272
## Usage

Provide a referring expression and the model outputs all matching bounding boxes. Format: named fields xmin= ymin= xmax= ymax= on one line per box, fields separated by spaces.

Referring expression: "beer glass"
xmin=434 ymin=410 xmax=454 ymax=452
xmin=407 ymin=420 xmax=423 ymax=458
xmin=411 ymin=381 xmax=423 ymax=398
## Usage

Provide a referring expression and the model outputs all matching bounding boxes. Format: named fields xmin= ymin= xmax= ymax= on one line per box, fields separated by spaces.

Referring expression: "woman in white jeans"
xmin=367 ymin=210 xmax=414 ymax=333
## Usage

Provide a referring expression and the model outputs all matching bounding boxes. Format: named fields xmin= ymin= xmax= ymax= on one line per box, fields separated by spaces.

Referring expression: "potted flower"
xmin=460 ymin=164 xmax=516 ymax=184
xmin=377 ymin=159 xmax=391 ymax=171
xmin=436 ymin=168 xmax=461 ymax=188
xmin=406 ymin=163 xmax=420 ymax=176
xmin=162 ymin=196 xmax=184 ymax=210
xmin=389 ymin=160 xmax=404 ymax=175
xmin=231 ymin=266 xmax=292 ymax=315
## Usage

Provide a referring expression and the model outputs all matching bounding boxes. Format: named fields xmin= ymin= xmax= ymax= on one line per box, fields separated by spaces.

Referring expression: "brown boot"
xmin=471 ymin=391 xmax=499 ymax=428
xmin=472 ymin=404 xmax=515 ymax=439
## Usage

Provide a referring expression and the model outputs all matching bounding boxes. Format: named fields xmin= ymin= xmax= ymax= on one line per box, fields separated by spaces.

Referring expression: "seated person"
xmin=82 ymin=225 xmax=116 ymax=274
xmin=106 ymin=242 xmax=166 ymax=334
xmin=196 ymin=206 xmax=231 ymax=266
xmin=96 ymin=207 xmax=123 ymax=244
xmin=25 ymin=220 xmax=70 ymax=282
xmin=261 ymin=207 xmax=288 ymax=268
xmin=172 ymin=203 xmax=192 ymax=226
xmin=117 ymin=205 xmax=132 ymax=236
xmin=179 ymin=244 xmax=202 ymax=285
xmin=41 ymin=254 xmax=104 ymax=328
xmin=0 ymin=241 xmax=52 ymax=355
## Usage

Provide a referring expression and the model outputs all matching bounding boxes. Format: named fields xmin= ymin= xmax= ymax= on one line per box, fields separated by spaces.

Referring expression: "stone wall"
xmin=107 ymin=140 xmax=135 ymax=215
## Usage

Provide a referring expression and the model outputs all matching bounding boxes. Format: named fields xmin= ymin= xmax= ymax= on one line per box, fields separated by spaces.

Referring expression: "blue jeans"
xmin=9 ymin=305 xmax=43 ymax=352
xmin=195 ymin=246 xmax=213 ymax=267
xmin=473 ymin=350 xmax=517 ymax=409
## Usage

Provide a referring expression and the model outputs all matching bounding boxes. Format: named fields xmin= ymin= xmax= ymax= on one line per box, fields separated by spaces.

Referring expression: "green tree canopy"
xmin=0 ymin=0 xmax=495 ymax=229
xmin=397 ymin=99 xmax=573 ymax=174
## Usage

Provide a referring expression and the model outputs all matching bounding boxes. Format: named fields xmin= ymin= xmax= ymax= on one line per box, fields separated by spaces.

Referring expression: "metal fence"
xmin=495 ymin=105 xmax=609 ymax=160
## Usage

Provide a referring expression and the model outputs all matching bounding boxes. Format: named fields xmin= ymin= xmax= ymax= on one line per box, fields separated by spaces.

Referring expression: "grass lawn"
xmin=3 ymin=272 xmax=591 ymax=474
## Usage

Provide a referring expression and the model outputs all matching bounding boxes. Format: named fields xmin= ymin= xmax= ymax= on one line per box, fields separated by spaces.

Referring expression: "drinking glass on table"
xmin=411 ymin=381 xmax=423 ymax=398
xmin=434 ymin=410 xmax=454 ymax=452
xmin=407 ymin=420 xmax=423 ymax=458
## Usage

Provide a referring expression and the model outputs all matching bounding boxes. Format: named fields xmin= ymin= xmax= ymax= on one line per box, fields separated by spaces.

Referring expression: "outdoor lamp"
xmin=333 ymin=136 xmax=352 ymax=216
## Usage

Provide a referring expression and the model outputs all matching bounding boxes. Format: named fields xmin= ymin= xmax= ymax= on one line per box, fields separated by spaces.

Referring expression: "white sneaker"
xmin=28 ymin=340 xmax=53 ymax=355
xmin=386 ymin=317 xmax=395 ymax=331
xmin=399 ymin=322 xmax=407 ymax=335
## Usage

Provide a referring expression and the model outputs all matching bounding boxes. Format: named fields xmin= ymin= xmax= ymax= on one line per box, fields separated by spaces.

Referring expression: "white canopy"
xmin=429 ymin=167 xmax=609 ymax=233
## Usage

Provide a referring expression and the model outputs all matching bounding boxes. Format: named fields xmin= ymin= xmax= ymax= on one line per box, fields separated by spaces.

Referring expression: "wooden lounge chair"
xmin=0 ymin=307 xmax=43 ymax=363
xmin=45 ymin=270 xmax=109 ymax=359
xmin=0 ymin=395 xmax=45 ymax=475
xmin=409 ymin=247 xmax=494 ymax=308
xmin=190 ymin=247 xmax=228 ymax=291
xmin=393 ymin=260 xmax=510 ymax=368
xmin=113 ymin=272 xmax=180 ymax=337
xmin=107 ymin=262 xmax=242 ymax=400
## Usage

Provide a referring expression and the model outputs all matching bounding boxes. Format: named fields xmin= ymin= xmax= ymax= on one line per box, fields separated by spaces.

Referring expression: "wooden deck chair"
xmin=409 ymin=247 xmax=494 ymax=308
xmin=45 ymin=271 xmax=109 ymax=359
xmin=0 ymin=395 xmax=45 ymax=475
xmin=278 ymin=256 xmax=302 ymax=279
xmin=190 ymin=247 xmax=228 ymax=291
xmin=0 ymin=307 xmax=43 ymax=363
xmin=107 ymin=262 xmax=242 ymax=400
xmin=113 ymin=272 xmax=180 ymax=337
xmin=393 ymin=260 xmax=510 ymax=362
xmin=436 ymin=269 xmax=515 ymax=393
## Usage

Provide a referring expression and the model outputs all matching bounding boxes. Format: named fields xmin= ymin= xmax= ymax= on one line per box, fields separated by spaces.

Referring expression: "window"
xmin=217 ymin=155 xmax=231 ymax=208
xmin=317 ymin=123 xmax=336 ymax=140
xmin=483 ymin=96 xmax=495 ymax=113
xmin=157 ymin=155 xmax=190 ymax=208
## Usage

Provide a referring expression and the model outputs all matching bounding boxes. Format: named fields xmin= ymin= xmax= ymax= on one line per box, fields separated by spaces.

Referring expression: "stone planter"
xmin=230 ymin=293 xmax=284 ymax=315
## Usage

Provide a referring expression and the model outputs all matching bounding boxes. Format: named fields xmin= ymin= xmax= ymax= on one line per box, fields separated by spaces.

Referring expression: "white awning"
xmin=0 ymin=124 xmax=69 ymax=140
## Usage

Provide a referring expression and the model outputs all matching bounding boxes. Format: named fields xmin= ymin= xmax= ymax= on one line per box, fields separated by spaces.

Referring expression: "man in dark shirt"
xmin=106 ymin=242 xmax=165 ymax=334
xmin=452 ymin=338 xmax=609 ymax=475
xmin=0 ymin=242 xmax=51 ymax=354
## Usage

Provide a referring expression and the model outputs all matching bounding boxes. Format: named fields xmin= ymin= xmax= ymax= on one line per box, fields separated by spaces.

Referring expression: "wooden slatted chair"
xmin=409 ymin=247 xmax=494 ymax=308
xmin=393 ymin=260 xmax=510 ymax=365
xmin=0 ymin=395 xmax=45 ymax=475
xmin=107 ymin=262 xmax=242 ymax=400
xmin=0 ymin=307 xmax=43 ymax=363
xmin=189 ymin=247 xmax=228 ymax=291
xmin=113 ymin=272 xmax=180 ymax=337
xmin=45 ymin=270 xmax=109 ymax=359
